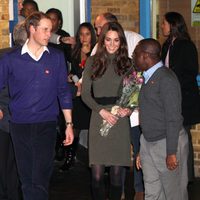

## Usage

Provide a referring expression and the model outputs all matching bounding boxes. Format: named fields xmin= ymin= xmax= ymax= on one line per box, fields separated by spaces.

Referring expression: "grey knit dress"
xmin=81 ymin=55 xmax=131 ymax=166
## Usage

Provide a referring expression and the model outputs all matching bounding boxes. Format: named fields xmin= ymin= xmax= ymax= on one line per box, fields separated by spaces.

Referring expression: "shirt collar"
xmin=143 ymin=61 xmax=163 ymax=84
xmin=21 ymin=39 xmax=49 ymax=61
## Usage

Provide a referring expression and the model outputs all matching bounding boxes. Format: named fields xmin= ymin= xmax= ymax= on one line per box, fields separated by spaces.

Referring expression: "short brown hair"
xmin=25 ymin=11 xmax=50 ymax=37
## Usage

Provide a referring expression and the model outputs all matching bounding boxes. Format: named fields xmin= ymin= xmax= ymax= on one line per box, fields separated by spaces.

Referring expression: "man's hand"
xmin=136 ymin=154 xmax=142 ymax=170
xmin=166 ymin=154 xmax=179 ymax=170
xmin=63 ymin=126 xmax=74 ymax=146
xmin=0 ymin=109 xmax=3 ymax=120
xmin=61 ymin=36 xmax=76 ymax=47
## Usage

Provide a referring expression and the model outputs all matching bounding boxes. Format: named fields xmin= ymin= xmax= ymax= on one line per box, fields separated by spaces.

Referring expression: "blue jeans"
xmin=10 ymin=121 xmax=57 ymax=200
xmin=130 ymin=126 xmax=144 ymax=192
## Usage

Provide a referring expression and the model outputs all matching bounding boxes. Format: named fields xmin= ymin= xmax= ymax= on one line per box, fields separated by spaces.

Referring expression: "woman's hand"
xmin=81 ymin=43 xmax=91 ymax=54
xmin=75 ymin=82 xmax=82 ymax=96
xmin=117 ymin=107 xmax=132 ymax=117
xmin=99 ymin=109 xmax=119 ymax=126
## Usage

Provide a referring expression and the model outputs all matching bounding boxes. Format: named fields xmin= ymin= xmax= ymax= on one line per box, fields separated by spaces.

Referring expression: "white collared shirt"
xmin=21 ymin=39 xmax=49 ymax=61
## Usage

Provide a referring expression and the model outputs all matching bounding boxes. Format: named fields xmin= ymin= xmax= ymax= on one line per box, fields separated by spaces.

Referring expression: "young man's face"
xmin=30 ymin=18 xmax=52 ymax=47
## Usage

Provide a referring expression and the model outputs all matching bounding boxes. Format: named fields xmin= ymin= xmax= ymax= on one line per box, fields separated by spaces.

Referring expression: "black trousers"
xmin=0 ymin=130 xmax=21 ymax=200
xmin=10 ymin=121 xmax=57 ymax=200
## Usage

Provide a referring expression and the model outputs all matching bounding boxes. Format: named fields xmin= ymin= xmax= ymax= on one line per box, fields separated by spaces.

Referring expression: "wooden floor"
xmin=49 ymin=145 xmax=200 ymax=200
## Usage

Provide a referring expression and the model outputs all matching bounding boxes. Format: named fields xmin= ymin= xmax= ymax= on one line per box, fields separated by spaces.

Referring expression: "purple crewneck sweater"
xmin=0 ymin=46 xmax=72 ymax=123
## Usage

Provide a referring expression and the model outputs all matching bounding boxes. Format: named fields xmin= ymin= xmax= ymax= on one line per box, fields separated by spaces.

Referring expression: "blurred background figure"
xmin=18 ymin=0 xmax=25 ymax=22
xmin=45 ymin=8 xmax=72 ymax=162
xmin=0 ymin=18 xmax=28 ymax=200
xmin=46 ymin=8 xmax=72 ymax=64
xmin=0 ymin=87 xmax=21 ymax=200
xmin=161 ymin=11 xmax=200 ymax=183
xmin=59 ymin=22 xmax=96 ymax=172
xmin=21 ymin=0 xmax=39 ymax=18
xmin=13 ymin=21 xmax=27 ymax=46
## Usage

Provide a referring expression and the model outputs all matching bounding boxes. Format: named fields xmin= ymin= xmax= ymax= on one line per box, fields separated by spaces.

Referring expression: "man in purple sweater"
xmin=0 ymin=12 xmax=74 ymax=200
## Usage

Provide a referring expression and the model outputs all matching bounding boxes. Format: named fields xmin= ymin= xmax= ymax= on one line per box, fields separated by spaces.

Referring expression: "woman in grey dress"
xmin=82 ymin=22 xmax=132 ymax=200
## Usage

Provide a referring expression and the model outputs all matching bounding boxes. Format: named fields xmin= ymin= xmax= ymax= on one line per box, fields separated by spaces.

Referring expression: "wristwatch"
xmin=66 ymin=122 xmax=73 ymax=127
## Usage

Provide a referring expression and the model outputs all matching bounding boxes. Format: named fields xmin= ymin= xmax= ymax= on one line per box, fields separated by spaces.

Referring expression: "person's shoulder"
xmin=1 ymin=46 xmax=21 ymax=58
xmin=86 ymin=55 xmax=95 ymax=64
xmin=174 ymin=38 xmax=196 ymax=49
xmin=48 ymin=45 xmax=64 ymax=55
xmin=158 ymin=66 xmax=179 ymax=83
xmin=85 ymin=56 xmax=95 ymax=69
xmin=124 ymin=30 xmax=144 ymax=40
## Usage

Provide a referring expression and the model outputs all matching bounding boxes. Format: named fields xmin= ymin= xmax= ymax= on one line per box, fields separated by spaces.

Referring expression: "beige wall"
xmin=91 ymin=0 xmax=140 ymax=33
xmin=0 ymin=0 xmax=10 ymax=48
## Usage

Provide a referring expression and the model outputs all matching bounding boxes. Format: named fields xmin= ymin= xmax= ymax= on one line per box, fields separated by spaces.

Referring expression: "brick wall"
xmin=192 ymin=124 xmax=200 ymax=177
xmin=0 ymin=0 xmax=10 ymax=48
xmin=91 ymin=0 xmax=139 ymax=33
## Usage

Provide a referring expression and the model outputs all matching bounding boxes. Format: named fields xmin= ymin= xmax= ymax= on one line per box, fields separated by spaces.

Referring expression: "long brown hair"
xmin=91 ymin=22 xmax=131 ymax=80
xmin=164 ymin=12 xmax=191 ymax=44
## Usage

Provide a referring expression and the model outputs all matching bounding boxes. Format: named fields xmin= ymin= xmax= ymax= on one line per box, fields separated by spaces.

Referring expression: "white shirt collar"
xmin=21 ymin=39 xmax=49 ymax=61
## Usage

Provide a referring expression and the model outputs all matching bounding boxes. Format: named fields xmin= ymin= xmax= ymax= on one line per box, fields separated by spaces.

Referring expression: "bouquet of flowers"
xmin=99 ymin=69 xmax=143 ymax=137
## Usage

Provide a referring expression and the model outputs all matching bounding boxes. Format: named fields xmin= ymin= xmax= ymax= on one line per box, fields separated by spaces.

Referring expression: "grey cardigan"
xmin=139 ymin=66 xmax=183 ymax=155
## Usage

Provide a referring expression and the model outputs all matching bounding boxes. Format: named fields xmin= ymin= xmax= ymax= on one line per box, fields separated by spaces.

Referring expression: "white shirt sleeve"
xmin=124 ymin=30 xmax=144 ymax=58
xmin=90 ymin=43 xmax=98 ymax=56
xmin=124 ymin=30 xmax=143 ymax=126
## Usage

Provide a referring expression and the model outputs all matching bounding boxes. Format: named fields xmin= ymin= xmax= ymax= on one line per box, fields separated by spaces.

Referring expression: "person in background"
xmin=13 ymin=21 xmax=27 ymax=46
xmin=0 ymin=17 xmax=28 ymax=200
xmin=161 ymin=11 xmax=200 ymax=183
xmin=46 ymin=8 xmax=72 ymax=64
xmin=60 ymin=22 xmax=96 ymax=171
xmin=135 ymin=38 xmax=189 ymax=200
xmin=0 ymin=87 xmax=21 ymax=200
xmin=18 ymin=0 xmax=25 ymax=22
xmin=0 ymin=12 xmax=74 ymax=200
xmin=92 ymin=12 xmax=144 ymax=200
xmin=82 ymin=22 xmax=132 ymax=200
xmin=46 ymin=8 xmax=73 ymax=162
xmin=21 ymin=0 xmax=39 ymax=18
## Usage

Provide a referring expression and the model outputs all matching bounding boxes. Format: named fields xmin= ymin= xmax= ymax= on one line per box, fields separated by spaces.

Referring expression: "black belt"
xmin=94 ymin=97 xmax=118 ymax=105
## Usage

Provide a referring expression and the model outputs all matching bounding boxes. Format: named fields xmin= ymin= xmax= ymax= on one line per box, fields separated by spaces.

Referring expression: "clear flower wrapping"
xmin=99 ymin=69 xmax=143 ymax=137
